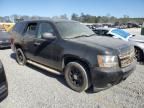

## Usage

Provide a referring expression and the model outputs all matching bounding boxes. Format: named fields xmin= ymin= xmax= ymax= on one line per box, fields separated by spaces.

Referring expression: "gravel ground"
xmin=0 ymin=28 xmax=144 ymax=108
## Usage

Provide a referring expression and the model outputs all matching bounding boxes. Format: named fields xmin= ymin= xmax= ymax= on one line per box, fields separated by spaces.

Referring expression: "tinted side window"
xmin=94 ymin=30 xmax=101 ymax=35
xmin=37 ymin=23 xmax=55 ymax=38
xmin=13 ymin=22 xmax=25 ymax=34
xmin=101 ymin=30 xmax=108 ymax=36
xmin=106 ymin=33 xmax=114 ymax=37
xmin=25 ymin=23 xmax=37 ymax=36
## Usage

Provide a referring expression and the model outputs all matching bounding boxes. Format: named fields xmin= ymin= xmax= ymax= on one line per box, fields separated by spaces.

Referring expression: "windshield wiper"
xmin=65 ymin=34 xmax=96 ymax=39
xmin=72 ymin=34 xmax=96 ymax=38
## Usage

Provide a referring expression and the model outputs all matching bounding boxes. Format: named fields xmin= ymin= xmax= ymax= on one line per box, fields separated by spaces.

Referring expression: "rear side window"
xmin=13 ymin=22 xmax=25 ymax=34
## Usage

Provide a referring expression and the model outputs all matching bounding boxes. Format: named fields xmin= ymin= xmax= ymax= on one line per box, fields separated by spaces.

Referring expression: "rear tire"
xmin=64 ymin=62 xmax=89 ymax=92
xmin=16 ymin=48 xmax=26 ymax=65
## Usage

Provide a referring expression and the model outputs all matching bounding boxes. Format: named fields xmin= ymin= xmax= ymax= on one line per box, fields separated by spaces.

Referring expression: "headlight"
xmin=0 ymin=40 xmax=3 ymax=43
xmin=97 ymin=55 xmax=118 ymax=67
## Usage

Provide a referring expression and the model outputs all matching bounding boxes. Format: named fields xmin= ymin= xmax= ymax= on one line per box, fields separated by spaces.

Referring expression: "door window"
xmin=37 ymin=23 xmax=55 ymax=38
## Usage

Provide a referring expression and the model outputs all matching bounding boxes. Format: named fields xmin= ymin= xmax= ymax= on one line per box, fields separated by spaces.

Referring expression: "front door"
xmin=32 ymin=22 xmax=62 ymax=69
xmin=23 ymin=22 xmax=38 ymax=60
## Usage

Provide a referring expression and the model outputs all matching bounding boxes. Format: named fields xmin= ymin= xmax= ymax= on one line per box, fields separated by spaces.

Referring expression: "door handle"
xmin=34 ymin=42 xmax=41 ymax=46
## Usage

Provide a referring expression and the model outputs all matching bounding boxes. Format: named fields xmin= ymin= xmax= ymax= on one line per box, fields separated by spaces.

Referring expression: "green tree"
xmin=122 ymin=15 xmax=130 ymax=23
xmin=71 ymin=13 xmax=79 ymax=21
xmin=60 ymin=14 xmax=68 ymax=19
xmin=0 ymin=16 xmax=2 ymax=22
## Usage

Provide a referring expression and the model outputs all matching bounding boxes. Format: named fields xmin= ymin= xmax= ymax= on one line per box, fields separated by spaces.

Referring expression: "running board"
xmin=27 ymin=60 xmax=62 ymax=75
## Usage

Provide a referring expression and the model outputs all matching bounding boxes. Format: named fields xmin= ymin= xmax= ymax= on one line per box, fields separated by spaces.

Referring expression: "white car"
xmin=93 ymin=28 xmax=144 ymax=62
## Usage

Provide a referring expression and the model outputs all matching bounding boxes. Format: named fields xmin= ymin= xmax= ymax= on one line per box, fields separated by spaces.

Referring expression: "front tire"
xmin=64 ymin=62 xmax=89 ymax=92
xmin=16 ymin=48 xmax=26 ymax=65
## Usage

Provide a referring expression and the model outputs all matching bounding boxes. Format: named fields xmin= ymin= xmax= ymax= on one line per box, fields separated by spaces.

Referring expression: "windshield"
xmin=55 ymin=22 xmax=95 ymax=39
xmin=0 ymin=32 xmax=10 ymax=38
xmin=111 ymin=29 xmax=131 ymax=39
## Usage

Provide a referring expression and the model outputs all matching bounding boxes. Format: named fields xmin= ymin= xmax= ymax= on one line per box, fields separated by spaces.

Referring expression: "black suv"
xmin=11 ymin=20 xmax=136 ymax=92
xmin=0 ymin=60 xmax=8 ymax=101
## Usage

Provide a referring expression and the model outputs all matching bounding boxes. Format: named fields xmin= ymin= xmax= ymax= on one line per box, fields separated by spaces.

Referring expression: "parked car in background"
xmin=0 ymin=23 xmax=15 ymax=32
xmin=114 ymin=24 xmax=127 ymax=29
xmin=0 ymin=29 xmax=6 ymax=32
xmin=11 ymin=20 xmax=136 ymax=92
xmin=86 ymin=25 xmax=95 ymax=30
xmin=0 ymin=32 xmax=11 ymax=49
xmin=127 ymin=22 xmax=140 ymax=28
xmin=93 ymin=28 xmax=144 ymax=62
xmin=0 ymin=60 xmax=8 ymax=102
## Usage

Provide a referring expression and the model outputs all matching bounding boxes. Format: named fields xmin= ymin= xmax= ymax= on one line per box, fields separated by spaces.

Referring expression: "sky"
xmin=0 ymin=0 xmax=144 ymax=18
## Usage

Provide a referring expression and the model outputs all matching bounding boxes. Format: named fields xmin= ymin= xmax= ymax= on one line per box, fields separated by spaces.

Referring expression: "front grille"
xmin=119 ymin=47 xmax=135 ymax=68
xmin=0 ymin=42 xmax=11 ymax=48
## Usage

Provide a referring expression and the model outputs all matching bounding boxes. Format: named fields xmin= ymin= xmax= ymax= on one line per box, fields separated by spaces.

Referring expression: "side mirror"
xmin=42 ymin=33 xmax=56 ymax=40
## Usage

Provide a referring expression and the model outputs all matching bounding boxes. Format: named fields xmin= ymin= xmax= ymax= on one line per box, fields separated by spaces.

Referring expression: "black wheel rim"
xmin=68 ymin=66 xmax=84 ymax=87
xmin=17 ymin=51 xmax=24 ymax=63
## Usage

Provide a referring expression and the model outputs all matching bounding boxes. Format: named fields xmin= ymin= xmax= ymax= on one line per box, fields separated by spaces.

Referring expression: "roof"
xmin=17 ymin=19 xmax=78 ymax=24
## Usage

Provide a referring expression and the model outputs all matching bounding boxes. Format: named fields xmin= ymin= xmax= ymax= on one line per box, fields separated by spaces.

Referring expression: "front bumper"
xmin=91 ymin=60 xmax=136 ymax=92
xmin=0 ymin=43 xmax=11 ymax=48
xmin=0 ymin=61 xmax=8 ymax=102
xmin=0 ymin=82 xmax=8 ymax=102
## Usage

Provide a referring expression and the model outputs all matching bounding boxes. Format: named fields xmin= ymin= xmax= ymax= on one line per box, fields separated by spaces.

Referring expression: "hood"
xmin=129 ymin=35 xmax=144 ymax=43
xmin=67 ymin=35 xmax=130 ymax=54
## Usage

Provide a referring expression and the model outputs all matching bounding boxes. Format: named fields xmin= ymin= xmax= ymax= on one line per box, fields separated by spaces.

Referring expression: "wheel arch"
xmin=14 ymin=43 xmax=23 ymax=49
xmin=62 ymin=54 xmax=91 ymax=73
xmin=63 ymin=54 xmax=92 ymax=91
xmin=63 ymin=55 xmax=90 ymax=68
xmin=134 ymin=45 xmax=144 ymax=61
xmin=134 ymin=45 xmax=144 ymax=54
xmin=134 ymin=45 xmax=143 ymax=51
